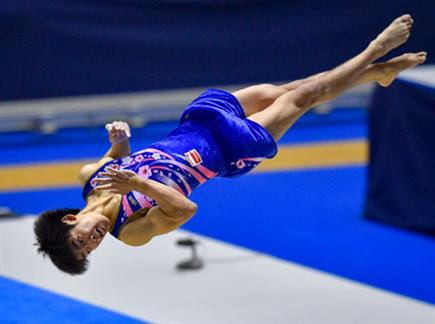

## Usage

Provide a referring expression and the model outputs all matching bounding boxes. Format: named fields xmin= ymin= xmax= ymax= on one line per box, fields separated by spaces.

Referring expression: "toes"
xmin=403 ymin=19 xmax=413 ymax=28
xmin=399 ymin=14 xmax=412 ymax=22
xmin=396 ymin=14 xmax=413 ymax=28
xmin=418 ymin=52 xmax=427 ymax=62
xmin=399 ymin=20 xmax=413 ymax=34
xmin=413 ymin=52 xmax=427 ymax=63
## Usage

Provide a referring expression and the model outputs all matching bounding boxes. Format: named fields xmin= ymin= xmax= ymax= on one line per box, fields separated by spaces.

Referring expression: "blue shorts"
xmin=179 ymin=89 xmax=278 ymax=177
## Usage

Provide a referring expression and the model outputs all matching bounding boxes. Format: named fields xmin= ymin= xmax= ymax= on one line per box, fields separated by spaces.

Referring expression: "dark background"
xmin=1 ymin=0 xmax=434 ymax=101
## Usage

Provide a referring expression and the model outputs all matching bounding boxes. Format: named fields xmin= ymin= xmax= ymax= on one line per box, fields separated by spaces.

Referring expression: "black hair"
xmin=34 ymin=208 xmax=88 ymax=275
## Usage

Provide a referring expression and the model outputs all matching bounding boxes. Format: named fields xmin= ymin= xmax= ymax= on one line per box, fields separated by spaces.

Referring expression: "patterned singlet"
xmin=82 ymin=89 xmax=278 ymax=239
xmin=82 ymin=123 xmax=224 ymax=238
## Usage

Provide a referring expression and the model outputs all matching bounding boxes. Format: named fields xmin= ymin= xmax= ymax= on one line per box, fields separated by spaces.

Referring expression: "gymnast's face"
xmin=61 ymin=212 xmax=111 ymax=260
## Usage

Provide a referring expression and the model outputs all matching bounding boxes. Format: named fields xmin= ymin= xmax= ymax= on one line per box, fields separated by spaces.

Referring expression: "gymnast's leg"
xmin=281 ymin=52 xmax=426 ymax=91
xmin=246 ymin=14 xmax=416 ymax=140
xmin=233 ymin=51 xmax=425 ymax=117
xmin=233 ymin=15 xmax=417 ymax=118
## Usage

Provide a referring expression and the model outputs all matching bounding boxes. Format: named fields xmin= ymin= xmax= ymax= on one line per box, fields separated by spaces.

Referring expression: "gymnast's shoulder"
xmin=78 ymin=156 xmax=114 ymax=186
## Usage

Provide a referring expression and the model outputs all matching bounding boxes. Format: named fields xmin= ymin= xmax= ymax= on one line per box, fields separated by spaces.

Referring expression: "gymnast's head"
xmin=34 ymin=208 xmax=111 ymax=275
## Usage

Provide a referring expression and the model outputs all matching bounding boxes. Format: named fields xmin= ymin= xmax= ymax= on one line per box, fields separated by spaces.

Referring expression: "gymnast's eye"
xmin=71 ymin=239 xmax=79 ymax=249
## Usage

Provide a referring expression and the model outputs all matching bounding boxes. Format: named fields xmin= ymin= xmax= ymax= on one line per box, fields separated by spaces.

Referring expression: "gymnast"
xmin=34 ymin=15 xmax=426 ymax=274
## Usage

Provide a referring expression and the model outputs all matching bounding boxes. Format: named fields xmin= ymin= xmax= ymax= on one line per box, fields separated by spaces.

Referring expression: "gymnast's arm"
xmin=118 ymin=205 xmax=195 ymax=246
xmin=78 ymin=121 xmax=131 ymax=184
xmin=94 ymin=169 xmax=198 ymax=246
xmin=103 ymin=121 xmax=131 ymax=160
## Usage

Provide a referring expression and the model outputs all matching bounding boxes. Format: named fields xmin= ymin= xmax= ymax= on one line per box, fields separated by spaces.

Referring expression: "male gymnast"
xmin=34 ymin=15 xmax=426 ymax=274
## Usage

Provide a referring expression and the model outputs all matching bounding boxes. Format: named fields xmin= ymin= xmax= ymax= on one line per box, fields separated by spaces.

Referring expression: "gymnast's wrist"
xmin=109 ymin=141 xmax=131 ymax=158
xmin=130 ymin=176 xmax=148 ymax=192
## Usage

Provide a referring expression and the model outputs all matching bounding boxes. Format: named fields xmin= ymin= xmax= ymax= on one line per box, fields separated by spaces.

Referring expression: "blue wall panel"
xmin=1 ymin=0 xmax=434 ymax=100
xmin=366 ymin=80 xmax=435 ymax=233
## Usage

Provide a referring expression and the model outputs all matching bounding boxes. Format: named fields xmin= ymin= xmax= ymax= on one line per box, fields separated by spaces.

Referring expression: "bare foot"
xmin=371 ymin=14 xmax=414 ymax=58
xmin=377 ymin=52 xmax=427 ymax=87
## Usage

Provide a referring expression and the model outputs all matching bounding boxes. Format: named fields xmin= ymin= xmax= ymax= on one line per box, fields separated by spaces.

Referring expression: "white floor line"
xmin=2 ymin=216 xmax=435 ymax=324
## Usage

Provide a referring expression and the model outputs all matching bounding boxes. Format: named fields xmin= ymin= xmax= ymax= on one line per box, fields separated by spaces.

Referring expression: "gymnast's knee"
xmin=254 ymin=83 xmax=287 ymax=102
xmin=291 ymin=81 xmax=324 ymax=110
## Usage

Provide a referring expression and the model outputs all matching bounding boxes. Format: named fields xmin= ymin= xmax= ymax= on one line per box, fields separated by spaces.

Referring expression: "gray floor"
xmin=2 ymin=216 xmax=435 ymax=323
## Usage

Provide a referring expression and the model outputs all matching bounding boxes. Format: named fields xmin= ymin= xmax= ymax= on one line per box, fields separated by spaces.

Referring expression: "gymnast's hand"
xmin=105 ymin=121 xmax=131 ymax=144
xmin=93 ymin=167 xmax=140 ymax=195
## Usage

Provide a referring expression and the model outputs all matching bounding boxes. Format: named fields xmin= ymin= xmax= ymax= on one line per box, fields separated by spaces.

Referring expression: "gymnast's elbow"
xmin=183 ymin=201 xmax=198 ymax=217
xmin=118 ymin=221 xmax=156 ymax=247
xmin=165 ymin=201 xmax=198 ymax=220
xmin=178 ymin=202 xmax=198 ymax=220
xmin=120 ymin=232 xmax=155 ymax=247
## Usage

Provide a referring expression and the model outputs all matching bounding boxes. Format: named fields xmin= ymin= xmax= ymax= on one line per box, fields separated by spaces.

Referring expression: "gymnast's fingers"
xmin=107 ymin=168 xmax=134 ymax=179
xmin=120 ymin=169 xmax=137 ymax=177
xmin=94 ymin=183 xmax=113 ymax=191
xmin=100 ymin=170 xmax=129 ymax=182
xmin=99 ymin=174 xmax=126 ymax=184
xmin=105 ymin=123 xmax=114 ymax=132
xmin=99 ymin=171 xmax=117 ymax=178
xmin=105 ymin=167 xmax=121 ymax=175
xmin=93 ymin=177 xmax=113 ymax=184
xmin=121 ymin=122 xmax=131 ymax=137
xmin=115 ymin=121 xmax=125 ymax=131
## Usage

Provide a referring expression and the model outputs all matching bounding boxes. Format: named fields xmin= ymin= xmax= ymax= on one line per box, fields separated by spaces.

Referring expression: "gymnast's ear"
xmin=61 ymin=214 xmax=78 ymax=224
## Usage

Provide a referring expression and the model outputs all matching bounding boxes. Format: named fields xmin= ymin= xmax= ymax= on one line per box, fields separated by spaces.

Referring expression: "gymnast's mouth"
xmin=96 ymin=226 xmax=106 ymax=238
